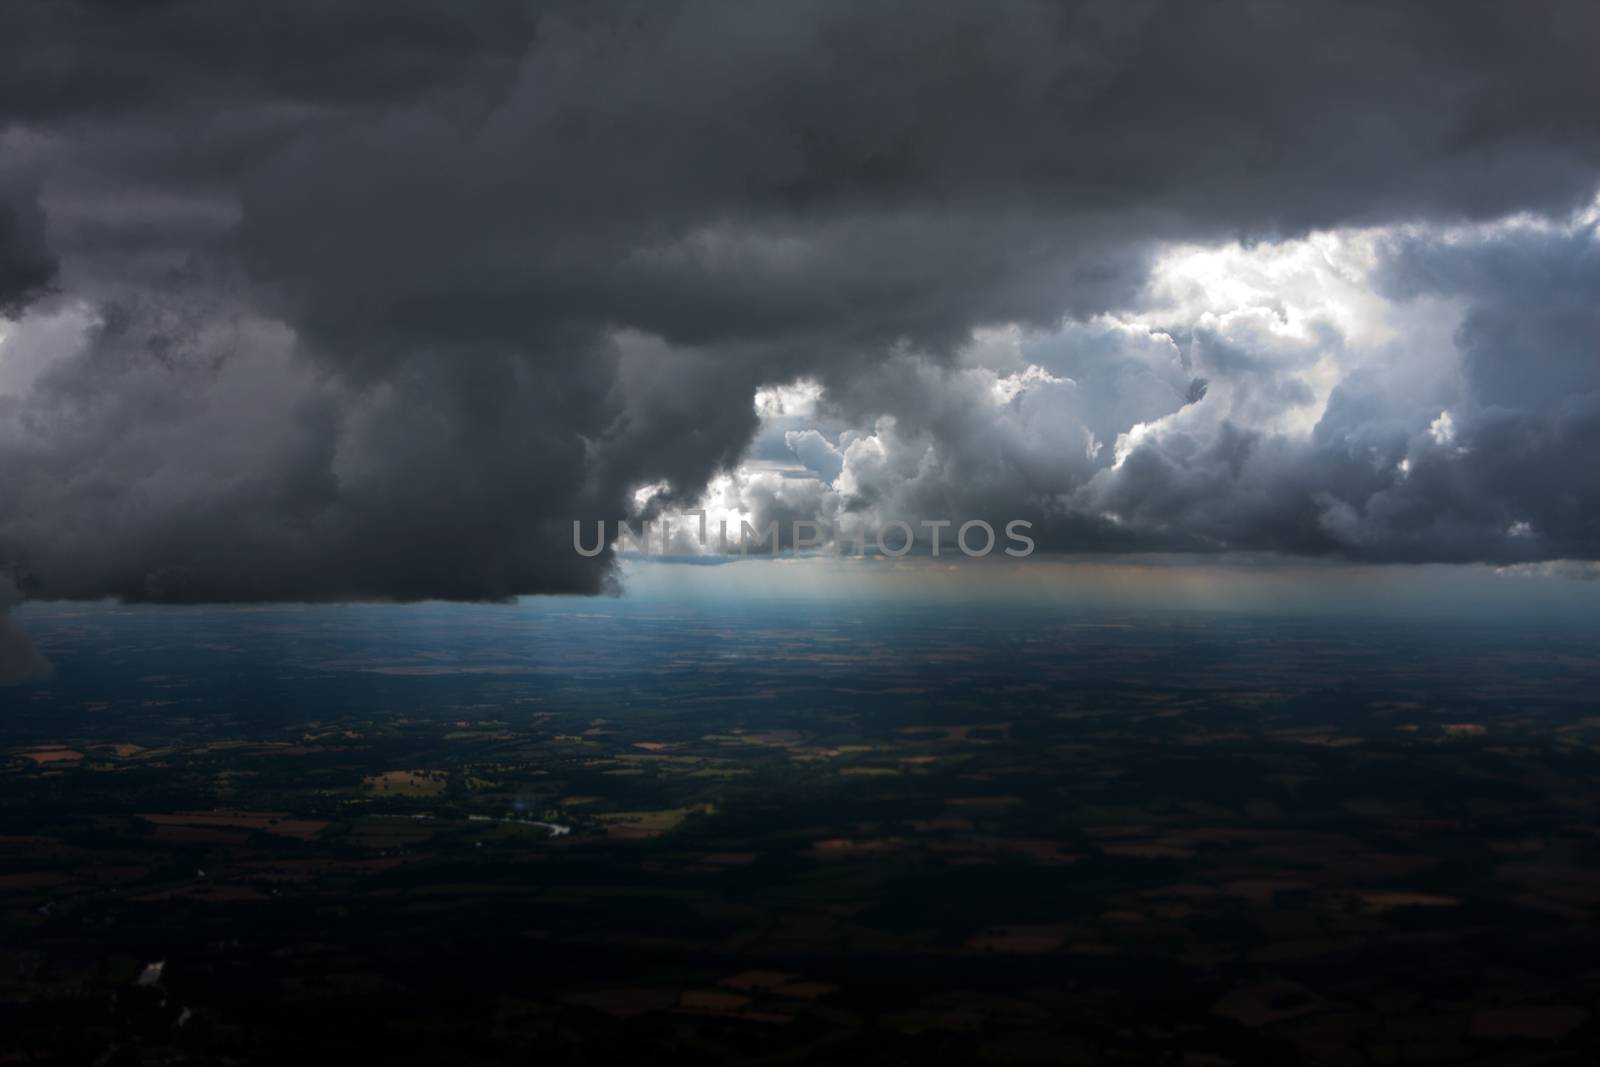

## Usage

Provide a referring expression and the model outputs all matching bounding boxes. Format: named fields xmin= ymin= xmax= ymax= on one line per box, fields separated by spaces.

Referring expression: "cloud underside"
xmin=1 ymin=1 xmax=1599 ymax=602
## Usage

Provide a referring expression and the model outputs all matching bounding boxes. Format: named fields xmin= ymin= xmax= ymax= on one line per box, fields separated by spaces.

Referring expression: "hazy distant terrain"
xmin=5 ymin=600 xmax=1600 ymax=1064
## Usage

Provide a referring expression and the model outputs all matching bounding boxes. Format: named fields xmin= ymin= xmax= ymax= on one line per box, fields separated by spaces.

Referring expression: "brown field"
xmin=1355 ymin=890 xmax=1460 ymax=912
xmin=0 ymin=871 xmax=75 ymax=891
xmin=1469 ymin=1005 xmax=1589 ymax=1040
xmin=137 ymin=811 xmax=330 ymax=840
xmin=150 ymin=825 xmax=251 ymax=845
xmin=18 ymin=749 xmax=84 ymax=765
xmin=720 ymin=971 xmax=797 ymax=991
xmin=965 ymin=925 xmax=1073 ymax=954
xmin=810 ymin=837 xmax=901 ymax=859
xmin=678 ymin=990 xmax=750 ymax=1012
xmin=596 ymin=805 xmax=712 ymax=839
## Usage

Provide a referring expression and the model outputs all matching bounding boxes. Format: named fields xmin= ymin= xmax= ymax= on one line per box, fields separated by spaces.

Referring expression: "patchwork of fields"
xmin=4 ymin=602 xmax=1600 ymax=1063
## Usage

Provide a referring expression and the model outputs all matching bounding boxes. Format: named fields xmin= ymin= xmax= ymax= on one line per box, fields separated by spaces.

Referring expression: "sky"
xmin=3 ymin=1 xmax=1600 ymax=680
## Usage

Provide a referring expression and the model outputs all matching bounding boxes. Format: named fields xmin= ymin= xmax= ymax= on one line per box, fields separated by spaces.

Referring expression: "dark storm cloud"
xmin=0 ymin=174 xmax=56 ymax=317
xmin=1 ymin=0 xmax=1599 ymax=603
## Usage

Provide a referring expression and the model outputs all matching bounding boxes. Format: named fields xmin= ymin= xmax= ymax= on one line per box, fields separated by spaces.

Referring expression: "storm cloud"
xmin=2 ymin=1 xmax=1599 ymax=603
